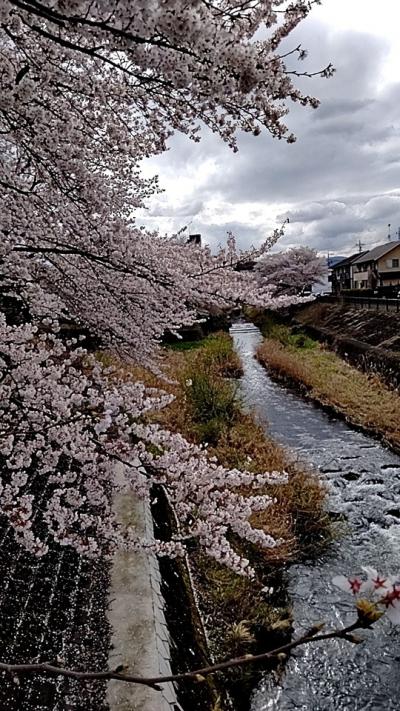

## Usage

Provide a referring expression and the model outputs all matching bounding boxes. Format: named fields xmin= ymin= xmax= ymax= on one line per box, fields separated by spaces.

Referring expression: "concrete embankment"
xmin=107 ymin=464 xmax=182 ymax=711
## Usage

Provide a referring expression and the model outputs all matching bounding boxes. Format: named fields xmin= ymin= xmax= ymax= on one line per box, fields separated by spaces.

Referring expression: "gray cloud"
xmin=141 ymin=19 xmax=400 ymax=256
xmin=274 ymin=192 xmax=400 ymax=254
xmin=148 ymin=198 xmax=204 ymax=217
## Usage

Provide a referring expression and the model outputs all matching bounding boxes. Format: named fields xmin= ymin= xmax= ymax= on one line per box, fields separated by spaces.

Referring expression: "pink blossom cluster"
xmin=0 ymin=314 xmax=290 ymax=573
xmin=256 ymin=246 xmax=328 ymax=296
xmin=0 ymin=315 xmax=171 ymax=555
xmin=333 ymin=567 xmax=400 ymax=624
xmin=0 ymin=1 xmax=328 ymax=152
xmin=135 ymin=423 xmax=289 ymax=575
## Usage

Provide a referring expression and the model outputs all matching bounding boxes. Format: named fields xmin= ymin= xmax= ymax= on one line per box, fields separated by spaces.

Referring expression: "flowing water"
xmin=230 ymin=323 xmax=400 ymax=711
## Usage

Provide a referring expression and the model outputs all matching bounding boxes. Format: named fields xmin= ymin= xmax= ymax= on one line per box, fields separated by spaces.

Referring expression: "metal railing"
xmin=327 ymin=295 xmax=400 ymax=312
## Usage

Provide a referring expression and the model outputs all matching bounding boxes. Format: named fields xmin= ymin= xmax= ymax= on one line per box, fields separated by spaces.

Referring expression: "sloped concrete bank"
xmin=292 ymin=300 xmax=400 ymax=388
xmin=0 ymin=486 xmax=110 ymax=711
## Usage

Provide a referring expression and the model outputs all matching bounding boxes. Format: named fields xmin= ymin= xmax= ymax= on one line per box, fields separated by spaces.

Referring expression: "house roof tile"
xmin=352 ymin=241 xmax=400 ymax=265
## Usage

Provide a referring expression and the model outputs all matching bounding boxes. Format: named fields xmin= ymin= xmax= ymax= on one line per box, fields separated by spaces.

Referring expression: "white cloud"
xmin=311 ymin=0 xmax=400 ymax=87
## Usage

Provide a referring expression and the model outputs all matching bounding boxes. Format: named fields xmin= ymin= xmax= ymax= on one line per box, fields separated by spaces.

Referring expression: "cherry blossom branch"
xmin=0 ymin=618 xmax=370 ymax=690
xmin=0 ymin=0 xmax=332 ymax=562
xmin=10 ymin=0 xmax=198 ymax=57
xmin=189 ymin=223 xmax=288 ymax=278
xmin=285 ymin=64 xmax=335 ymax=79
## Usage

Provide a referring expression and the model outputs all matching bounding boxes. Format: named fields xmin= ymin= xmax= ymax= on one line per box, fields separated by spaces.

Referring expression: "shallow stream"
xmin=230 ymin=322 xmax=400 ymax=711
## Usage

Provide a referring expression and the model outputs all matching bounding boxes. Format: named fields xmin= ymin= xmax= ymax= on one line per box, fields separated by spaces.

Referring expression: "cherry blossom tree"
xmin=0 ymin=0 xmax=333 ymax=357
xmin=0 ymin=0 xmax=333 ymax=566
xmin=256 ymin=246 xmax=328 ymax=295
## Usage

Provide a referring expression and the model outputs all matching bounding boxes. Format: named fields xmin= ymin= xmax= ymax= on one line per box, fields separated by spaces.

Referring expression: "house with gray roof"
xmin=352 ymin=241 xmax=400 ymax=290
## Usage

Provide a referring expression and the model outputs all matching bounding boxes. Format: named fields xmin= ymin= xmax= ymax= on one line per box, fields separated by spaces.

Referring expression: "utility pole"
xmin=388 ymin=223 xmax=391 ymax=241
xmin=356 ymin=239 xmax=364 ymax=253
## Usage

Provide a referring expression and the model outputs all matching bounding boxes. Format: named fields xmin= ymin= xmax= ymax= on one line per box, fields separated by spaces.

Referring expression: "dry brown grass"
xmin=209 ymin=412 xmax=329 ymax=561
xmin=191 ymin=550 xmax=289 ymax=656
xmin=257 ymin=338 xmax=400 ymax=450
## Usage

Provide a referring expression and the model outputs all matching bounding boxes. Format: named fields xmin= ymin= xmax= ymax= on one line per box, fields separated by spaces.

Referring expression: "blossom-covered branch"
xmin=0 ymin=315 xmax=291 ymax=570
xmin=0 ymin=622 xmax=361 ymax=687
xmin=1 ymin=0 xmax=329 ymax=361
xmin=1 ymin=568 xmax=397 ymax=690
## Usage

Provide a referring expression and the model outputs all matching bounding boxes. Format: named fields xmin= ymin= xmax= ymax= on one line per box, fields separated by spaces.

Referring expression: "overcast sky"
xmin=138 ymin=0 xmax=400 ymax=257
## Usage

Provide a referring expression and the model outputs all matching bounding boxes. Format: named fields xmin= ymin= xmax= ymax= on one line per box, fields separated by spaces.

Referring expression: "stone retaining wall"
xmin=293 ymin=301 xmax=400 ymax=388
xmin=0 ymin=462 xmax=180 ymax=711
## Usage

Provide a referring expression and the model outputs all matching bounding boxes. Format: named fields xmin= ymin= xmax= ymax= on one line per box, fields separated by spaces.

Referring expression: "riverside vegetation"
xmin=104 ymin=332 xmax=332 ymax=708
xmin=253 ymin=311 xmax=400 ymax=453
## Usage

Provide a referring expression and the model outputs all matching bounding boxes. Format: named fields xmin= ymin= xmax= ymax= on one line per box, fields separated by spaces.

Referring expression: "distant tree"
xmin=256 ymin=247 xmax=328 ymax=296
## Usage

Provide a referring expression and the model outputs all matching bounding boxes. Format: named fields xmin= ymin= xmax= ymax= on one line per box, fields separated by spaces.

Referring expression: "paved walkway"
xmin=107 ymin=466 xmax=181 ymax=711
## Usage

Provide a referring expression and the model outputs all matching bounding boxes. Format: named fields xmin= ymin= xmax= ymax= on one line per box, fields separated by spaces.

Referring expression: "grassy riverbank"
xmin=153 ymin=335 xmax=329 ymax=646
xmin=159 ymin=333 xmax=329 ymax=560
xmin=255 ymin=316 xmax=400 ymax=452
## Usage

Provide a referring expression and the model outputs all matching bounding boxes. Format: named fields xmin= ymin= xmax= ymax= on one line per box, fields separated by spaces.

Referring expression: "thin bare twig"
xmin=0 ymin=618 xmax=368 ymax=691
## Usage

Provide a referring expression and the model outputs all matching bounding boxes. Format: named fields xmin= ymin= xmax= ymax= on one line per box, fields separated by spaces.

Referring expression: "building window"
xmin=392 ymin=259 xmax=399 ymax=268
xmin=354 ymin=281 xmax=358 ymax=289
